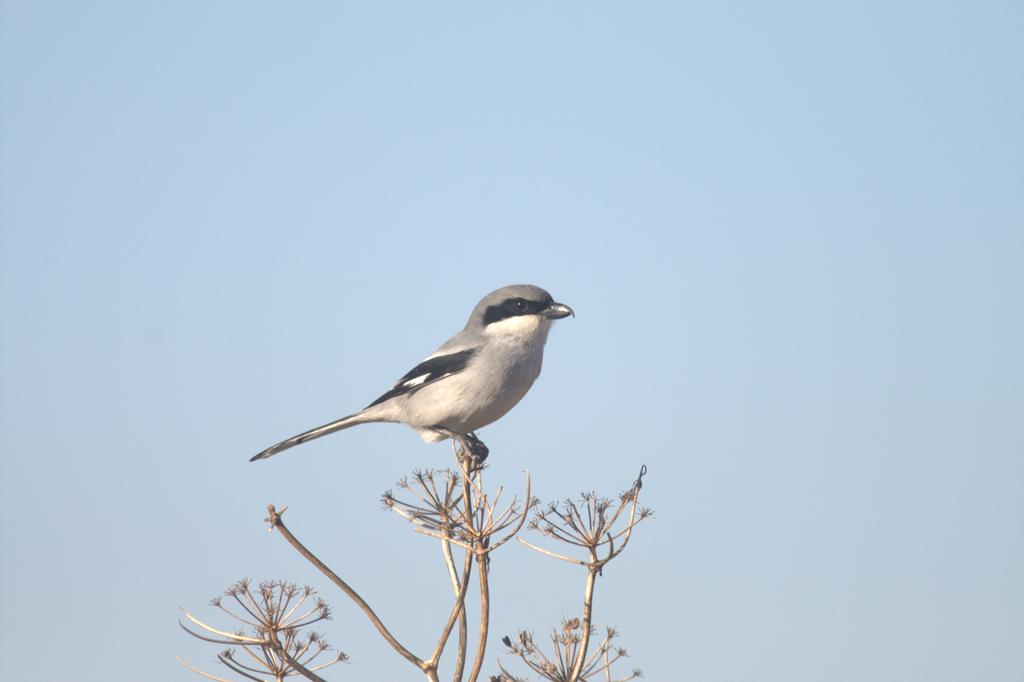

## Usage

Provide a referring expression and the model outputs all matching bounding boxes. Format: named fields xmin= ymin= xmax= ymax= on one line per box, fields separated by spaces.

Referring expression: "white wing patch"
xmin=365 ymin=348 xmax=477 ymax=409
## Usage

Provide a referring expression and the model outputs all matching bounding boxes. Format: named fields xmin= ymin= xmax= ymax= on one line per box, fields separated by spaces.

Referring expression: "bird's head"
xmin=467 ymin=284 xmax=574 ymax=341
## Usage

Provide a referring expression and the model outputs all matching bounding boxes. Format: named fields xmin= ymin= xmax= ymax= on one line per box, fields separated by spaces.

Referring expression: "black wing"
xmin=366 ymin=348 xmax=476 ymax=408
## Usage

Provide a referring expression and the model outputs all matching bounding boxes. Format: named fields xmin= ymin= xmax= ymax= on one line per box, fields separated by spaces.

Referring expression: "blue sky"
xmin=1 ymin=2 xmax=1022 ymax=681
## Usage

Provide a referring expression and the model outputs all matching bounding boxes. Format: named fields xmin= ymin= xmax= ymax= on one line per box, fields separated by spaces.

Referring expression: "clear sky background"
xmin=1 ymin=2 xmax=1022 ymax=681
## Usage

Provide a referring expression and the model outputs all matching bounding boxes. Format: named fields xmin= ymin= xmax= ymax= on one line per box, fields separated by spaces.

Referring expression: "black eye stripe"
xmin=507 ymin=298 xmax=530 ymax=313
xmin=482 ymin=296 xmax=552 ymax=325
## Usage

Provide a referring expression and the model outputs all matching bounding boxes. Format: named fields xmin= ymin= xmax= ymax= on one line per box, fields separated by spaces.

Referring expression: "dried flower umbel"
xmin=500 ymin=466 xmax=652 ymax=682
xmin=521 ymin=467 xmax=653 ymax=571
xmin=380 ymin=461 xmax=535 ymax=680
xmin=178 ymin=579 xmax=346 ymax=682
xmin=382 ymin=466 xmax=534 ymax=556
xmin=495 ymin=622 xmax=642 ymax=682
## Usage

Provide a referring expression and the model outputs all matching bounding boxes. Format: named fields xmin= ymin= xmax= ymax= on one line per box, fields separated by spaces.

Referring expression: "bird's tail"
xmin=250 ymin=412 xmax=372 ymax=461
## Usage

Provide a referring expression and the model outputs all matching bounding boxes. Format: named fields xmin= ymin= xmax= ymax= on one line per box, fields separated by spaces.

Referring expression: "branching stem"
xmin=569 ymin=551 xmax=598 ymax=682
xmin=265 ymin=505 xmax=426 ymax=672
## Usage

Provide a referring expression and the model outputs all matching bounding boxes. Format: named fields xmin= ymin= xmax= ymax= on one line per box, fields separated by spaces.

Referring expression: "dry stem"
xmin=512 ymin=466 xmax=651 ymax=682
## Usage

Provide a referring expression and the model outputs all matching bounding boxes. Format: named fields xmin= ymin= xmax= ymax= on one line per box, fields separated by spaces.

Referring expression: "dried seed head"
xmin=181 ymin=579 xmax=347 ymax=681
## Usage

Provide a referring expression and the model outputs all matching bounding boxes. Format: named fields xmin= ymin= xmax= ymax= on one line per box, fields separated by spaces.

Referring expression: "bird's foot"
xmin=433 ymin=427 xmax=489 ymax=472
xmin=453 ymin=432 xmax=488 ymax=474
xmin=464 ymin=432 xmax=489 ymax=462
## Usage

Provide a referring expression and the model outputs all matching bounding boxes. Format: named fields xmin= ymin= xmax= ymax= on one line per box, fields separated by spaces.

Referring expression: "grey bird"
xmin=250 ymin=284 xmax=574 ymax=462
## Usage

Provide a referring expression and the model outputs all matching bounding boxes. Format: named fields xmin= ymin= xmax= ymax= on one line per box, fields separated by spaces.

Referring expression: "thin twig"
xmin=181 ymin=610 xmax=266 ymax=643
xmin=461 ymin=459 xmax=489 ymax=682
xmin=427 ymin=538 xmax=474 ymax=668
xmin=216 ymin=654 xmax=265 ymax=682
xmin=266 ymin=505 xmax=426 ymax=671
xmin=177 ymin=657 xmax=237 ymax=682
xmin=486 ymin=471 xmax=532 ymax=553
xmin=272 ymin=639 xmax=329 ymax=682
xmin=517 ymin=538 xmax=588 ymax=566
xmin=441 ymin=538 xmax=470 ymax=682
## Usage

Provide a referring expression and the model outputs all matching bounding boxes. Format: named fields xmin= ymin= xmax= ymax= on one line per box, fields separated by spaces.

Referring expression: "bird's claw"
xmin=466 ymin=433 xmax=489 ymax=461
xmin=457 ymin=432 xmax=489 ymax=472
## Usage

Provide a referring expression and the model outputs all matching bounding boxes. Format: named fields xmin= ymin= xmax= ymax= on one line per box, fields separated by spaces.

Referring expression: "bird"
xmin=250 ymin=284 xmax=574 ymax=462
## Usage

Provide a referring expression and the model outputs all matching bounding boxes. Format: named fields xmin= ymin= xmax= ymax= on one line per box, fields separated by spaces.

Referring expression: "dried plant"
xmin=382 ymin=466 xmax=533 ymax=556
xmin=494 ymin=623 xmax=642 ymax=682
xmin=181 ymin=442 xmax=652 ymax=681
xmin=178 ymin=579 xmax=346 ymax=682
xmin=501 ymin=467 xmax=652 ymax=682
xmin=263 ymin=438 xmax=534 ymax=682
xmin=521 ymin=466 xmax=652 ymax=571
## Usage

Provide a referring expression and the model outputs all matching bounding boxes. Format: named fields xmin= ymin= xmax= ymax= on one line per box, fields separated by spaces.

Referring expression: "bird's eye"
xmin=506 ymin=299 xmax=529 ymax=314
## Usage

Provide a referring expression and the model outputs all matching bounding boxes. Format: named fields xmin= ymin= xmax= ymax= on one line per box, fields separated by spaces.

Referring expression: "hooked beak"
xmin=541 ymin=301 xmax=575 ymax=320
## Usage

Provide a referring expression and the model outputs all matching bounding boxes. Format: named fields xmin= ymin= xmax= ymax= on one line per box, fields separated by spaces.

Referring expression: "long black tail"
xmin=249 ymin=412 xmax=370 ymax=461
